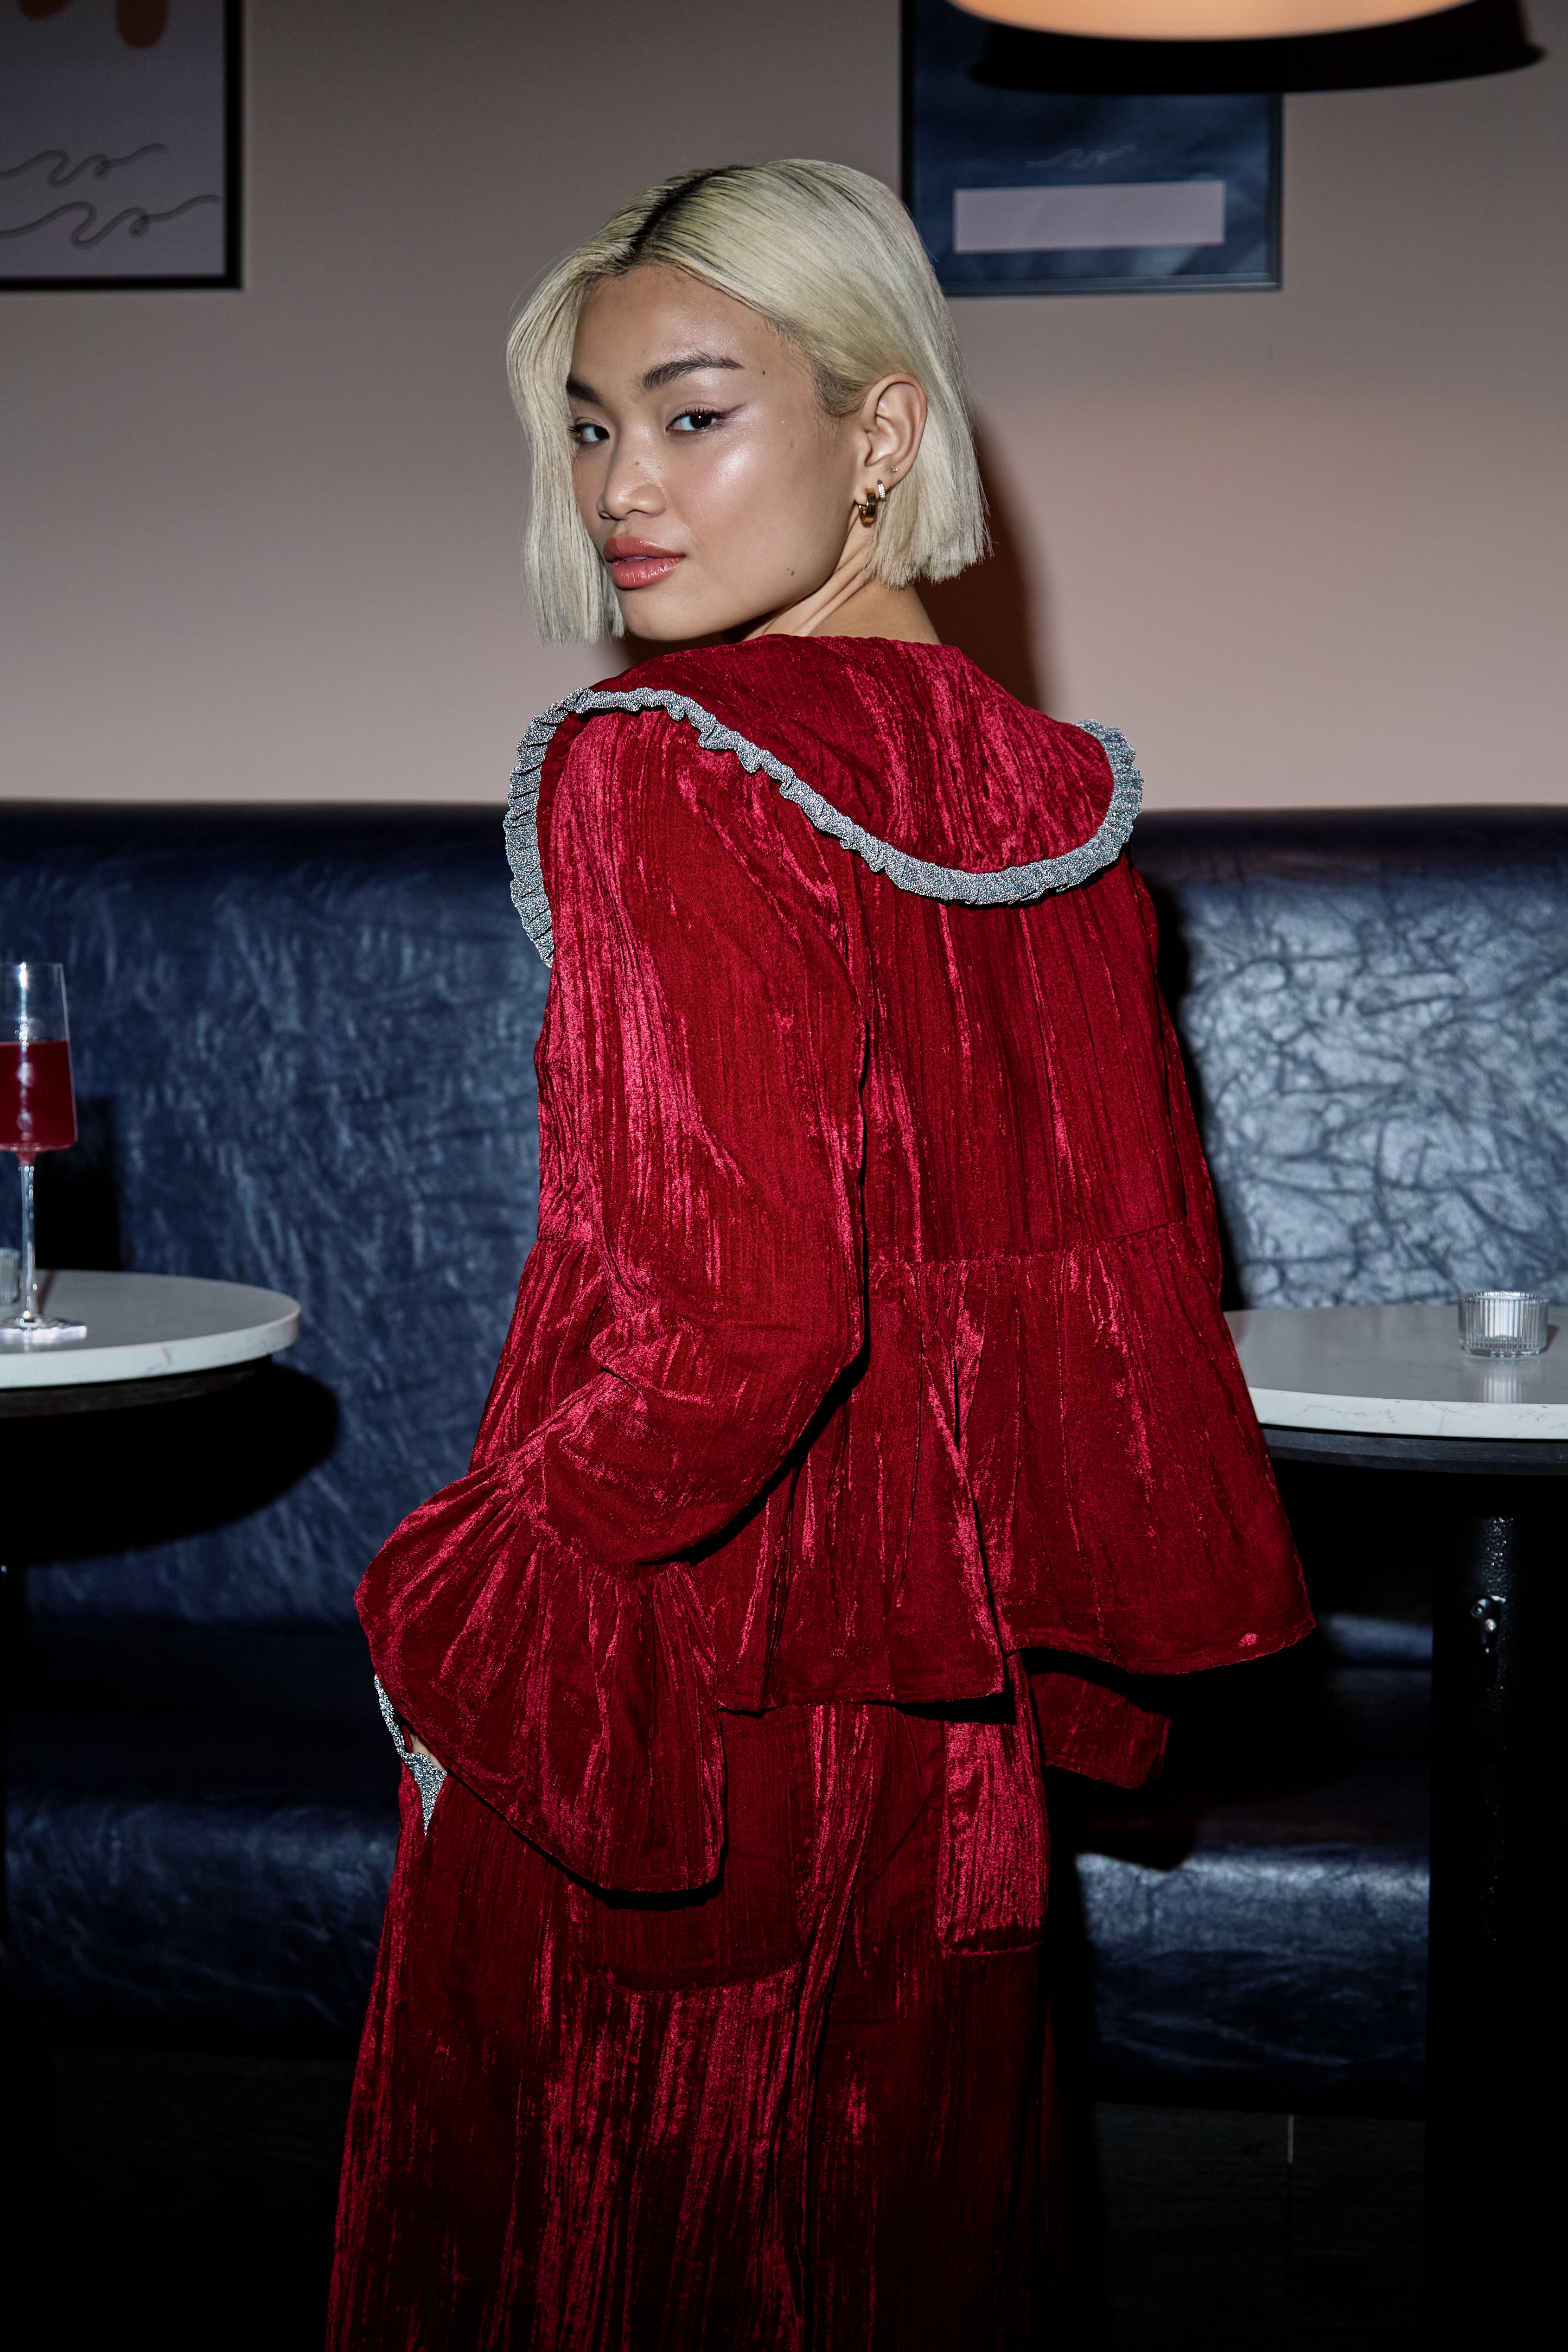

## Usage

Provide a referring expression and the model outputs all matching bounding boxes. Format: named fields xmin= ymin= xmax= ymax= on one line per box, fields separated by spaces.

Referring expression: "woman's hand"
xmin=406 ymin=1730 xmax=446 ymax=1772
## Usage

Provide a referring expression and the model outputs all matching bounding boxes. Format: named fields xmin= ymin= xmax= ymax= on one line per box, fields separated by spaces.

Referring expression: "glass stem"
xmin=18 ymin=1156 xmax=38 ymax=1326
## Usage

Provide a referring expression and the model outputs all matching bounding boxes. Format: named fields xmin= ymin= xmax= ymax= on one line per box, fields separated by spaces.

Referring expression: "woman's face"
xmin=566 ymin=265 xmax=905 ymax=643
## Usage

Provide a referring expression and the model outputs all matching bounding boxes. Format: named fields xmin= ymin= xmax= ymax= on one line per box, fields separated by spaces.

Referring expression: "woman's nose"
xmin=599 ymin=445 xmax=662 ymax=521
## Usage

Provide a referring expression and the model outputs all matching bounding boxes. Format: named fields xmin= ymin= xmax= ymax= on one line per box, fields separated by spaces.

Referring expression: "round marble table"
xmin=1228 ymin=1299 xmax=1568 ymax=1469
xmin=0 ymin=1269 xmax=300 ymax=1417
xmin=1227 ymin=1302 xmax=1562 ymax=2336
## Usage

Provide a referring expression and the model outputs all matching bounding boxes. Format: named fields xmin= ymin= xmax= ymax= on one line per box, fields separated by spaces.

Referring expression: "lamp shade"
xmin=953 ymin=2 xmax=1453 ymax=32
xmin=966 ymin=0 xmax=1539 ymax=89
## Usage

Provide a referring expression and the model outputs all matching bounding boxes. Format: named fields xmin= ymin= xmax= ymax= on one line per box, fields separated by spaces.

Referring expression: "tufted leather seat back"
xmin=1133 ymin=809 xmax=1568 ymax=1311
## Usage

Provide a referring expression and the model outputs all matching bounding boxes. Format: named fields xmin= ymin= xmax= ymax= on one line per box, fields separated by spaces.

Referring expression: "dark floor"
xmin=1088 ymin=2105 xmax=1423 ymax=2350
xmin=5 ymin=2045 xmax=355 ymax=2352
xmin=1 ymin=2040 xmax=1423 ymax=2350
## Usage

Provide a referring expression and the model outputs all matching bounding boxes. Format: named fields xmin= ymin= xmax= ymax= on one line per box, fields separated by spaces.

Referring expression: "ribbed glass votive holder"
xmin=1458 ymin=1290 xmax=1548 ymax=1359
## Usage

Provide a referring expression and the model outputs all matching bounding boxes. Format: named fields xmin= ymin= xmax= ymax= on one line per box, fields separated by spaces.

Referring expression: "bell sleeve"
xmin=357 ymin=714 xmax=867 ymax=1892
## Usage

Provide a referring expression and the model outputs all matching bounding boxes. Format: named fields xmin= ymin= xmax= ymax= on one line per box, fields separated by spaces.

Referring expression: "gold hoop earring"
xmin=854 ymin=481 xmax=889 ymax=527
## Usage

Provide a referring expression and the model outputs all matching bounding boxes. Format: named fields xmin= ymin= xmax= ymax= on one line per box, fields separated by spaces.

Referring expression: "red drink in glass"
xmin=0 ymin=1036 xmax=78 ymax=1160
xmin=1 ymin=962 xmax=87 ymax=1341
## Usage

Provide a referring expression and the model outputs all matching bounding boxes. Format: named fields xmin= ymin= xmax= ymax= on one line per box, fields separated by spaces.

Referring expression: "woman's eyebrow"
xmin=639 ymin=351 xmax=744 ymax=392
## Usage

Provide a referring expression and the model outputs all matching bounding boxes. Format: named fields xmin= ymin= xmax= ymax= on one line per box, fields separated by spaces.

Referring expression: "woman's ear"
xmin=857 ymin=375 xmax=928 ymax=495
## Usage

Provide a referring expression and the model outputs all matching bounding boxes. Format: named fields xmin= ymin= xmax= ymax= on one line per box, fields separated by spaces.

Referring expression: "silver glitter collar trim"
xmin=502 ymin=687 xmax=1142 ymax=967
xmin=374 ymin=1674 xmax=446 ymax=1832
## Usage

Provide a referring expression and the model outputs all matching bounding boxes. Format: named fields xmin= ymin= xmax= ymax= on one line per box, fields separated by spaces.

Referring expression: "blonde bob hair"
xmin=507 ymin=160 xmax=988 ymax=643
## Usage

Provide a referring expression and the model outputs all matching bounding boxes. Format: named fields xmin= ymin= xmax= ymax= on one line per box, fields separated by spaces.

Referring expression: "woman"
xmin=330 ymin=160 xmax=1310 ymax=2351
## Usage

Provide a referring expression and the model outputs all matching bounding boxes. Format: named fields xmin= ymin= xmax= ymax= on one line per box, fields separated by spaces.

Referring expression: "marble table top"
xmin=0 ymin=1270 xmax=299 ymax=1391
xmin=1227 ymin=1303 xmax=1568 ymax=1442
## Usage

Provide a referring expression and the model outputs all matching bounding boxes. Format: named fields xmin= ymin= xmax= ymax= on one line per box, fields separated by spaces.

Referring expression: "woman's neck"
xmin=747 ymin=533 xmax=939 ymax=645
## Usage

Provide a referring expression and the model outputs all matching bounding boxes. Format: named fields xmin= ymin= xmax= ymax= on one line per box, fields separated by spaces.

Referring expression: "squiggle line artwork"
xmin=0 ymin=143 xmax=166 ymax=188
xmin=0 ymin=190 xmax=218 ymax=247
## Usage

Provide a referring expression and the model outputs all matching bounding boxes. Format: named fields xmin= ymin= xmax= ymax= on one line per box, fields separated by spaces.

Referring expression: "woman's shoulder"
xmin=544 ymin=655 xmax=812 ymax=849
xmin=527 ymin=653 xmax=851 ymax=943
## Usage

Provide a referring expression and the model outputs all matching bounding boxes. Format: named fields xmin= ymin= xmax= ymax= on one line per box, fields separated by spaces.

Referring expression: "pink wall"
xmin=1 ymin=0 xmax=1562 ymax=809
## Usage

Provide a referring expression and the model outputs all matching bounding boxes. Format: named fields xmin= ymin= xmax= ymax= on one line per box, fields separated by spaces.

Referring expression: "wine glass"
xmin=0 ymin=962 xmax=88 ymax=1345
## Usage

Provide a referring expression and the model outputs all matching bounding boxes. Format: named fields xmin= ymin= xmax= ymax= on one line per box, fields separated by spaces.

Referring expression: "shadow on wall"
xmin=922 ymin=431 xmax=1059 ymax=713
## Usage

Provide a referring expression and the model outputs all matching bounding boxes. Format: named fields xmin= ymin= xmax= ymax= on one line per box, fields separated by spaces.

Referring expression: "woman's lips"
xmin=604 ymin=537 xmax=684 ymax=591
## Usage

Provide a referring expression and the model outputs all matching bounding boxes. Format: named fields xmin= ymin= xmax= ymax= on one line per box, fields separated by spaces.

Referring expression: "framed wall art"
xmin=903 ymin=0 xmax=1281 ymax=297
xmin=1 ymin=0 xmax=241 ymax=291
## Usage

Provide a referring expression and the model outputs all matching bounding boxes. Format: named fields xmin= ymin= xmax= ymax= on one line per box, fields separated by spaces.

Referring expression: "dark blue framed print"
xmin=904 ymin=0 xmax=1281 ymax=297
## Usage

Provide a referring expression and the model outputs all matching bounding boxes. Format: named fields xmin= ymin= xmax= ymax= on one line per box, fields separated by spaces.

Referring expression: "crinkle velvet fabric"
xmin=358 ymin=638 xmax=1308 ymax=1898
xmin=331 ymin=1676 xmax=1056 ymax=2352
xmin=342 ymin=637 xmax=1309 ymax=2344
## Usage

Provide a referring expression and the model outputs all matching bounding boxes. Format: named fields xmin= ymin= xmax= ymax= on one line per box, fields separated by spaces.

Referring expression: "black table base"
xmin=1 ymin=1358 xmax=270 ymax=1946
xmin=1264 ymin=1427 xmax=1564 ymax=2341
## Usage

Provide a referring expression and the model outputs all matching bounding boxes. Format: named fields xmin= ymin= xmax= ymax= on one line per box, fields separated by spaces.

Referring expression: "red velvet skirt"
xmin=330 ymin=1674 xmax=1056 ymax=2350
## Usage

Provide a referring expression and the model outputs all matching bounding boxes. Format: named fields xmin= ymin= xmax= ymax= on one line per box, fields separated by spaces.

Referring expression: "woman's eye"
xmin=669 ymin=408 xmax=724 ymax=435
xmin=570 ymin=420 xmax=609 ymax=446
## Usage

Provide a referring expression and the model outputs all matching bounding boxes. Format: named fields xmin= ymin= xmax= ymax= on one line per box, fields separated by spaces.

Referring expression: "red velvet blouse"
xmin=360 ymin=637 xmax=1310 ymax=1892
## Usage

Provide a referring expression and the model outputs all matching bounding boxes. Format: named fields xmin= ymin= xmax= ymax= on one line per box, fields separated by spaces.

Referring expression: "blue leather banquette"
xmin=3 ymin=802 xmax=1564 ymax=2112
